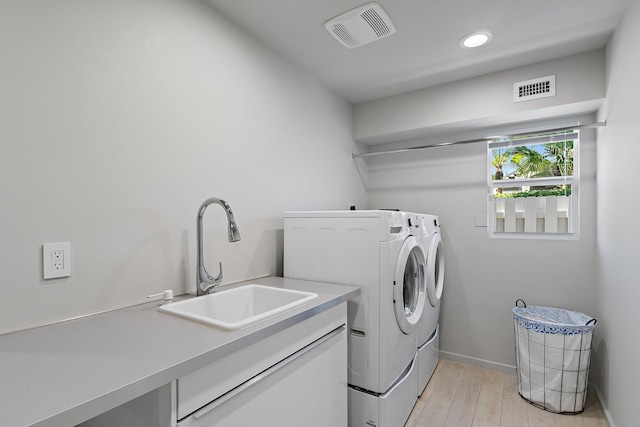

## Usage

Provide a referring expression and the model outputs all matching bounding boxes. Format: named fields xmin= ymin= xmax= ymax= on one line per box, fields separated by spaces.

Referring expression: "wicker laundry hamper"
xmin=513 ymin=299 xmax=597 ymax=414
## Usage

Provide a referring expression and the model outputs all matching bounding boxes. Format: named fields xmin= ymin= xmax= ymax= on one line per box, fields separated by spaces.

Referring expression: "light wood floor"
xmin=406 ymin=359 xmax=608 ymax=427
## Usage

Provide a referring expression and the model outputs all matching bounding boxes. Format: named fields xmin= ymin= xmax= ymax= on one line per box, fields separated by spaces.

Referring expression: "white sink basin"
xmin=158 ymin=284 xmax=318 ymax=330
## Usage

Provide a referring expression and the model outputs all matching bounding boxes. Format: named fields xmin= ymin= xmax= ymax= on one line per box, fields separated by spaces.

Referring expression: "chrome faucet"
xmin=196 ymin=198 xmax=241 ymax=296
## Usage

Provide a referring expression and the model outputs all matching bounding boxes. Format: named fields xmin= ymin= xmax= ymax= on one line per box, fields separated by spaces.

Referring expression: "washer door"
xmin=393 ymin=236 xmax=427 ymax=334
xmin=426 ymin=232 xmax=445 ymax=307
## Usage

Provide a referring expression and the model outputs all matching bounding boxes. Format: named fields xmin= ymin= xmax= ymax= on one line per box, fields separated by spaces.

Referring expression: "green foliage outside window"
xmin=491 ymin=137 xmax=574 ymax=181
xmin=494 ymin=188 xmax=572 ymax=198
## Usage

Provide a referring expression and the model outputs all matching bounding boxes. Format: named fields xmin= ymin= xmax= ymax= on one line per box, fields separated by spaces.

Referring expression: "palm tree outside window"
xmin=487 ymin=129 xmax=579 ymax=238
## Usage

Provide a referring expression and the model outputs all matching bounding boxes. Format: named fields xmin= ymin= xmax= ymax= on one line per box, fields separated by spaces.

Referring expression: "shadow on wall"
xmin=590 ymin=334 xmax=608 ymax=400
xmin=368 ymin=180 xmax=485 ymax=192
xmin=180 ymin=230 xmax=191 ymax=295
xmin=98 ymin=227 xmax=174 ymax=305
xmin=365 ymin=152 xmax=485 ymax=193
xmin=244 ymin=226 xmax=284 ymax=279
xmin=275 ymin=229 xmax=284 ymax=277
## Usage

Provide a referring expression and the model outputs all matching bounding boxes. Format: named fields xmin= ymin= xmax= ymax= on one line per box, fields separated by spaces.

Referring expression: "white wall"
xmin=0 ymin=0 xmax=366 ymax=334
xmin=366 ymin=116 xmax=598 ymax=371
xmin=594 ymin=1 xmax=640 ymax=425
xmin=354 ymin=50 xmax=605 ymax=144
xmin=357 ymin=49 xmax=604 ymax=373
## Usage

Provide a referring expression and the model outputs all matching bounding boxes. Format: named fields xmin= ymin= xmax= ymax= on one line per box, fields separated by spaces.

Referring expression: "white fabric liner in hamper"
xmin=513 ymin=301 xmax=596 ymax=414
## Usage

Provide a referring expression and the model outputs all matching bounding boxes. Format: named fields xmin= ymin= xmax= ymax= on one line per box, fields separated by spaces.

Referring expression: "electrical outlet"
xmin=52 ymin=250 xmax=64 ymax=270
xmin=43 ymin=242 xmax=71 ymax=279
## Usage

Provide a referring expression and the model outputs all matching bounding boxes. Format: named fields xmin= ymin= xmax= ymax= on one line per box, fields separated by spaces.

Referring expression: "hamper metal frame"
xmin=513 ymin=299 xmax=597 ymax=414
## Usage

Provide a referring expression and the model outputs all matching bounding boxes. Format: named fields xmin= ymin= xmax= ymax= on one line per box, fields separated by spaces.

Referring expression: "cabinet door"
xmin=178 ymin=327 xmax=347 ymax=427
xmin=177 ymin=303 xmax=346 ymax=419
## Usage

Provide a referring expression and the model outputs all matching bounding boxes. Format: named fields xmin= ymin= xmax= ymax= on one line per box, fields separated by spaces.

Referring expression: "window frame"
xmin=487 ymin=128 xmax=580 ymax=240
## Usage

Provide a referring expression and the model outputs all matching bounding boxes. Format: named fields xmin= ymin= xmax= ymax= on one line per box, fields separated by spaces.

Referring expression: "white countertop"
xmin=0 ymin=277 xmax=359 ymax=427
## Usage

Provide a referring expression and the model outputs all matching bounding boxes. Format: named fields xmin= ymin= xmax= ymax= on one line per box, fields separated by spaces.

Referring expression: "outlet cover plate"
xmin=43 ymin=242 xmax=71 ymax=279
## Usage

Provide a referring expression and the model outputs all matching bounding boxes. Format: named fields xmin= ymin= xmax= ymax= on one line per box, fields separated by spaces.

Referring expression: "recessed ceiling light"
xmin=460 ymin=30 xmax=493 ymax=49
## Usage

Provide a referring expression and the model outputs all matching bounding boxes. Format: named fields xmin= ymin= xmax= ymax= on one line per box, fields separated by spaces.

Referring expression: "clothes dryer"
xmin=284 ymin=210 xmax=426 ymax=427
xmin=415 ymin=214 xmax=445 ymax=396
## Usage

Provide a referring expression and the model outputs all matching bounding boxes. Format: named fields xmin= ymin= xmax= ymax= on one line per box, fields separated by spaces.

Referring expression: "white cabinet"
xmin=178 ymin=326 xmax=346 ymax=427
xmin=78 ymin=303 xmax=347 ymax=427
xmin=177 ymin=303 xmax=347 ymax=427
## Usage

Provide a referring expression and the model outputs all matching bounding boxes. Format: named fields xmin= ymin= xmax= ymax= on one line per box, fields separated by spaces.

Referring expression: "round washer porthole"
xmin=426 ymin=233 xmax=445 ymax=307
xmin=393 ymin=236 xmax=427 ymax=334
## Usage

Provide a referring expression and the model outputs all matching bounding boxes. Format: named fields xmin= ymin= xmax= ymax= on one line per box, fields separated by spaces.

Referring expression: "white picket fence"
xmin=494 ymin=195 xmax=572 ymax=233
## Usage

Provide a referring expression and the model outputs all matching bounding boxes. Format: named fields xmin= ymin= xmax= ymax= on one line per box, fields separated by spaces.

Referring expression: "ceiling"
xmin=205 ymin=0 xmax=630 ymax=104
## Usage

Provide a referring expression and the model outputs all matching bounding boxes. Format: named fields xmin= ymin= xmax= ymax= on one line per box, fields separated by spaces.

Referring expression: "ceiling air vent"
xmin=324 ymin=2 xmax=396 ymax=49
xmin=514 ymin=75 xmax=556 ymax=103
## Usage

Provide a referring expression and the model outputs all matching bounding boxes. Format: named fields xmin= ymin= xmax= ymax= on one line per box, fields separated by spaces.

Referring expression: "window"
xmin=488 ymin=128 xmax=579 ymax=238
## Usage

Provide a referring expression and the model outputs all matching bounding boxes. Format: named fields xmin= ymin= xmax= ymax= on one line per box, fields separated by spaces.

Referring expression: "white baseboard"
xmin=593 ymin=386 xmax=615 ymax=427
xmin=439 ymin=350 xmax=516 ymax=375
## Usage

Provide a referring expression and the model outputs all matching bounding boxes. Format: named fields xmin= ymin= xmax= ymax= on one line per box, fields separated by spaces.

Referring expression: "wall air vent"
xmin=514 ymin=75 xmax=556 ymax=103
xmin=324 ymin=2 xmax=396 ymax=49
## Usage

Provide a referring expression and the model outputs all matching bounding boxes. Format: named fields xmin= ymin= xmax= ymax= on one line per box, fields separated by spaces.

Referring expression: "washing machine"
xmin=415 ymin=213 xmax=445 ymax=396
xmin=284 ymin=210 xmax=426 ymax=427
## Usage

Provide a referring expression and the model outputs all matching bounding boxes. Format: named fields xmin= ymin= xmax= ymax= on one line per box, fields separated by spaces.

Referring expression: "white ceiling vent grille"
xmin=324 ymin=2 xmax=396 ymax=49
xmin=514 ymin=75 xmax=556 ymax=103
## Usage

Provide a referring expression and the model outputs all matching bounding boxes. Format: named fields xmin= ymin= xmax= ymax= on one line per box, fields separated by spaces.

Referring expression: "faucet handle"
xmin=198 ymin=262 xmax=223 ymax=295
xmin=147 ymin=290 xmax=174 ymax=305
xmin=202 ymin=262 xmax=223 ymax=283
xmin=214 ymin=262 xmax=223 ymax=283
